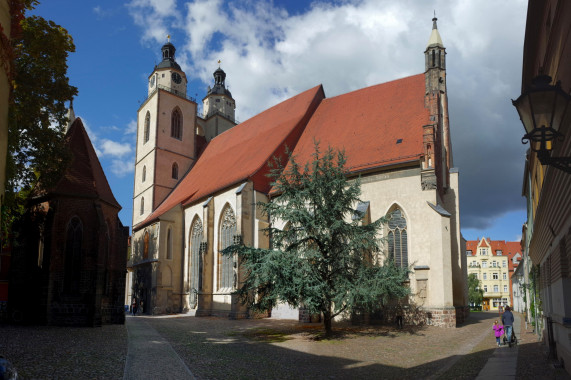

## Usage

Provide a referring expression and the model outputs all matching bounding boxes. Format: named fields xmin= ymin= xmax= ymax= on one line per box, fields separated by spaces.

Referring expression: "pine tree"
xmin=227 ymin=143 xmax=410 ymax=334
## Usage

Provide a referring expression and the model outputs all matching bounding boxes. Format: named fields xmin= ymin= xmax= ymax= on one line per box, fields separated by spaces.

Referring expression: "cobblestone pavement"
xmin=0 ymin=323 xmax=127 ymax=379
xmin=1 ymin=311 xmax=569 ymax=379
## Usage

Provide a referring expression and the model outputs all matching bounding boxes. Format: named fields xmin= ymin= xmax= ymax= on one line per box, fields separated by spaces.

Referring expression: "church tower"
xmin=197 ymin=65 xmax=237 ymax=142
xmin=133 ymin=39 xmax=198 ymax=226
xmin=423 ymin=16 xmax=452 ymax=193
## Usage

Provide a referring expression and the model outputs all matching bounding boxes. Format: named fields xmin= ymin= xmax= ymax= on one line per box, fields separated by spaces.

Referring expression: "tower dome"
xmin=156 ymin=41 xmax=181 ymax=71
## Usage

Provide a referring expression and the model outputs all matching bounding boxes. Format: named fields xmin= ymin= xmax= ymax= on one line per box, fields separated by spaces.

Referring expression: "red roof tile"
xmin=285 ymin=74 xmax=428 ymax=174
xmin=140 ymin=85 xmax=325 ymax=227
xmin=52 ymin=118 xmax=120 ymax=209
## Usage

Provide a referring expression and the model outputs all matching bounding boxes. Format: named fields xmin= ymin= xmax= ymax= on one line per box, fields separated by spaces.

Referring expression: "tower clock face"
xmin=150 ymin=76 xmax=155 ymax=87
xmin=172 ymin=72 xmax=182 ymax=84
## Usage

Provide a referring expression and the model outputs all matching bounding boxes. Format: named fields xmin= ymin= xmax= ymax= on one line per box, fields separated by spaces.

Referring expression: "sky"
xmin=31 ymin=0 xmax=529 ymax=242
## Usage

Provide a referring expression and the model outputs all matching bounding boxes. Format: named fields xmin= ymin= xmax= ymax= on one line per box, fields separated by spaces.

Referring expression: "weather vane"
xmin=218 ymin=59 xmax=221 ymax=67
xmin=167 ymin=34 xmax=171 ymax=43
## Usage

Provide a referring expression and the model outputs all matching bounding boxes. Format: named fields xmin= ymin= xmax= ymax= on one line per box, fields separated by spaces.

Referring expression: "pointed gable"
xmin=52 ymin=118 xmax=120 ymax=209
xmin=286 ymin=74 xmax=429 ymax=174
xmin=479 ymin=237 xmax=490 ymax=248
xmin=141 ymin=85 xmax=325 ymax=226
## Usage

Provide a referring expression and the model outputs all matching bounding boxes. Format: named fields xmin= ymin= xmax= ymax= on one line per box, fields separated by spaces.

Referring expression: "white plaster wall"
xmin=154 ymin=68 xmax=188 ymax=96
xmin=359 ymin=169 xmax=455 ymax=309
xmin=136 ymin=96 xmax=158 ymax=160
xmin=133 ymin=186 xmax=154 ymax=226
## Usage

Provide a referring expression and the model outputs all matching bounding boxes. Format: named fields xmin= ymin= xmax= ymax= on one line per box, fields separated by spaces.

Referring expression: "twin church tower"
xmin=132 ymin=41 xmax=236 ymax=226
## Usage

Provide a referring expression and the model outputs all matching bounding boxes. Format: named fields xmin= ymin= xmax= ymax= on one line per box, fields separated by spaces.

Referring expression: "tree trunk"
xmin=323 ymin=308 xmax=332 ymax=335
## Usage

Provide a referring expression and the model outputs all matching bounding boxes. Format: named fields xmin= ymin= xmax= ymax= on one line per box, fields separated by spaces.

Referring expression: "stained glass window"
xmin=387 ymin=208 xmax=408 ymax=268
xmin=219 ymin=206 xmax=236 ymax=289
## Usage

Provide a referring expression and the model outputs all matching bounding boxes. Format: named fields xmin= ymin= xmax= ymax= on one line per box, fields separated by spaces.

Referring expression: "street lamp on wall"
xmin=512 ymin=75 xmax=571 ymax=174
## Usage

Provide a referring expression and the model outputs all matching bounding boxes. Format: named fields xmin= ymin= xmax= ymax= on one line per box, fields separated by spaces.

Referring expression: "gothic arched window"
xmin=144 ymin=111 xmax=150 ymax=143
xmin=140 ymin=197 xmax=144 ymax=215
xmin=166 ymin=227 xmax=173 ymax=260
xmin=172 ymin=162 xmax=178 ymax=179
xmin=218 ymin=205 xmax=236 ymax=290
xmin=189 ymin=217 xmax=203 ymax=301
xmin=171 ymin=108 xmax=182 ymax=139
xmin=143 ymin=231 xmax=149 ymax=260
xmin=386 ymin=208 xmax=408 ymax=268
xmin=64 ymin=217 xmax=83 ymax=293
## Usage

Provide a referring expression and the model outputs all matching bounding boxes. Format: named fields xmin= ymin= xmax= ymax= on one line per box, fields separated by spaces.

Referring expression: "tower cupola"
xmin=202 ymin=64 xmax=236 ymax=125
xmin=156 ymin=38 xmax=182 ymax=71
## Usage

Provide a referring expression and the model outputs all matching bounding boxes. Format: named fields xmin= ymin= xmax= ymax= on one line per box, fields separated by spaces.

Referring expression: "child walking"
xmin=493 ymin=320 xmax=504 ymax=347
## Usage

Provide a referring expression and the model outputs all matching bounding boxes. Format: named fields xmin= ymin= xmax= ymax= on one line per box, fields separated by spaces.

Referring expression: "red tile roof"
xmin=286 ymin=74 xmax=428 ymax=174
xmin=140 ymin=74 xmax=430 ymax=228
xmin=52 ymin=118 xmax=120 ymax=209
xmin=139 ymin=85 xmax=325 ymax=227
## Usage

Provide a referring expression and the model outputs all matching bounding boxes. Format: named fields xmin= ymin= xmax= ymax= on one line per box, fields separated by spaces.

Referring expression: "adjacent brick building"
xmin=8 ymin=117 xmax=128 ymax=326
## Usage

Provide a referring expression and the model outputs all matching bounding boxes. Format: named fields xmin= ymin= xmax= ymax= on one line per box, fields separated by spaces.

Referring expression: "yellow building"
xmin=467 ymin=238 xmax=513 ymax=311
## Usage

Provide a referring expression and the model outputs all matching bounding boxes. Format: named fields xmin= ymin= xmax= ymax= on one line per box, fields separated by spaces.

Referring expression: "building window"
xmin=482 ymin=261 xmax=487 ymax=268
xmin=166 ymin=227 xmax=173 ymax=260
xmin=144 ymin=111 xmax=150 ymax=143
xmin=64 ymin=217 xmax=82 ymax=293
xmin=190 ymin=217 xmax=203 ymax=301
xmin=503 ymin=260 xmax=507 ymax=268
xmin=386 ymin=208 xmax=408 ymax=268
xmin=503 ymin=273 xmax=507 ymax=280
xmin=504 ymin=285 xmax=508 ymax=292
xmin=219 ymin=205 xmax=236 ymax=290
xmin=474 ymin=273 xmax=478 ymax=279
xmin=143 ymin=231 xmax=149 ymax=260
xmin=496 ymin=250 xmax=502 ymax=256
xmin=484 ymin=285 xmax=488 ymax=292
xmin=142 ymin=165 xmax=146 ymax=182
xmin=480 ymin=248 xmax=488 ymax=255
xmin=483 ymin=273 xmax=487 ymax=280
xmin=492 ymin=261 xmax=497 ymax=267
xmin=494 ymin=285 xmax=499 ymax=292
xmin=171 ymin=108 xmax=182 ymax=139
xmin=140 ymin=197 xmax=144 ymax=215
xmin=172 ymin=162 xmax=178 ymax=179
xmin=493 ymin=273 xmax=498 ymax=280
xmin=466 ymin=250 xmax=472 ymax=256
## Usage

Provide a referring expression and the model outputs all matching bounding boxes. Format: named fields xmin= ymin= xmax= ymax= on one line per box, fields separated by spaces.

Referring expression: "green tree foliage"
xmin=467 ymin=273 xmax=484 ymax=308
xmin=2 ymin=5 xmax=77 ymax=242
xmin=226 ymin=144 xmax=410 ymax=334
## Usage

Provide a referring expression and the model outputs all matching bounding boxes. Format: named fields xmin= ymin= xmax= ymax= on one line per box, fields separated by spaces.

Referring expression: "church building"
xmin=128 ymin=18 xmax=468 ymax=327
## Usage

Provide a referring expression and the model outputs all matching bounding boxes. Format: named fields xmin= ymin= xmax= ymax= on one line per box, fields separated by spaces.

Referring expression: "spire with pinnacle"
xmin=425 ymin=14 xmax=446 ymax=75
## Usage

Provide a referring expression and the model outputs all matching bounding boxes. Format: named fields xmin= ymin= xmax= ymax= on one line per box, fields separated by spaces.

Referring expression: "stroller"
xmin=502 ymin=326 xmax=518 ymax=347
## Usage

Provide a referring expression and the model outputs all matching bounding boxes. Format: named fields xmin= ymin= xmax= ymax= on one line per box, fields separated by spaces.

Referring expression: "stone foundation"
xmin=425 ymin=307 xmax=457 ymax=328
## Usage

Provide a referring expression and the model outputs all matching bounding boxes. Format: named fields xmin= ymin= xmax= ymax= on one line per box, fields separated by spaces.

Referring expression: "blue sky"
xmin=31 ymin=0 xmax=528 ymax=242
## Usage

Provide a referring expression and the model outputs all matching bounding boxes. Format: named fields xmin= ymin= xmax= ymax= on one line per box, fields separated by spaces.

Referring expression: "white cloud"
xmin=127 ymin=0 xmax=181 ymax=43
xmin=125 ymin=119 xmax=138 ymax=135
xmin=99 ymin=139 xmax=132 ymax=158
xmin=127 ymin=0 xmax=530 ymax=231
xmin=110 ymin=158 xmax=135 ymax=177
